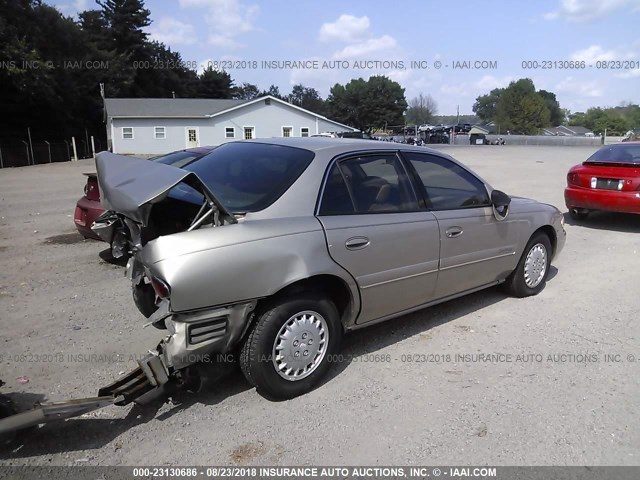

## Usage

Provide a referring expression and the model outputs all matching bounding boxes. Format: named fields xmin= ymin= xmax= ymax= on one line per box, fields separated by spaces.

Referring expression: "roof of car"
xmin=239 ymin=137 xmax=445 ymax=155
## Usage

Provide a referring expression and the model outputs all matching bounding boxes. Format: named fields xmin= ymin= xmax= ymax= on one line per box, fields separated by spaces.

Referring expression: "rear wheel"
xmin=569 ymin=207 xmax=589 ymax=220
xmin=239 ymin=293 xmax=342 ymax=400
xmin=504 ymin=232 xmax=552 ymax=298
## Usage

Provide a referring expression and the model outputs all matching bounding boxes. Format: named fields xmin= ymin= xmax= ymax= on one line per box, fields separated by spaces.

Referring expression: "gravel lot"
xmin=0 ymin=145 xmax=638 ymax=466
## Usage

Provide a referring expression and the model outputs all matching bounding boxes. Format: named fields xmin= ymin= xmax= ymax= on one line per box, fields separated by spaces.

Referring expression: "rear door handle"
xmin=345 ymin=236 xmax=370 ymax=250
xmin=445 ymin=227 xmax=463 ymax=238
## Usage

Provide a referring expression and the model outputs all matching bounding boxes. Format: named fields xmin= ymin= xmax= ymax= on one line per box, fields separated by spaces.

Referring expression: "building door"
xmin=185 ymin=127 xmax=199 ymax=148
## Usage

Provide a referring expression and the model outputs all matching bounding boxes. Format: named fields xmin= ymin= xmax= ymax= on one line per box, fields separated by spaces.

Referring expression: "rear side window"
xmin=403 ymin=152 xmax=490 ymax=210
xmin=319 ymin=164 xmax=355 ymax=215
xmin=184 ymin=142 xmax=314 ymax=213
xmin=319 ymin=154 xmax=418 ymax=214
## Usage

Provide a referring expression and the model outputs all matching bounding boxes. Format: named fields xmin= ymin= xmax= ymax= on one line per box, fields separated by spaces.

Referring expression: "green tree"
xmin=97 ymin=0 xmax=150 ymax=55
xmin=234 ymin=82 xmax=261 ymax=100
xmin=472 ymin=88 xmax=504 ymax=123
xmin=261 ymin=84 xmax=284 ymax=99
xmin=194 ymin=65 xmax=234 ymax=98
xmin=327 ymin=76 xmax=407 ymax=132
xmin=475 ymin=79 xmax=553 ymax=134
xmin=287 ymin=84 xmax=326 ymax=114
xmin=538 ymin=90 xmax=564 ymax=126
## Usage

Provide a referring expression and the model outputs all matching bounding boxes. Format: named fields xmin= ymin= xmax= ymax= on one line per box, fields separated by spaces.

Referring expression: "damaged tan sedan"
xmin=96 ymin=138 xmax=566 ymax=400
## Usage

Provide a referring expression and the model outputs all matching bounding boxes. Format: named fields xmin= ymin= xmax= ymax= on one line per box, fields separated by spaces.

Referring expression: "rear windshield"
xmin=151 ymin=150 xmax=206 ymax=168
xmin=586 ymin=145 xmax=640 ymax=164
xmin=183 ymin=142 xmax=315 ymax=212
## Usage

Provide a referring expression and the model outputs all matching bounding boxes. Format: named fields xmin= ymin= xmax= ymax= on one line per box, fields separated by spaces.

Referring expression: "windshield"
xmin=182 ymin=142 xmax=315 ymax=212
xmin=586 ymin=145 xmax=640 ymax=164
xmin=151 ymin=150 xmax=208 ymax=168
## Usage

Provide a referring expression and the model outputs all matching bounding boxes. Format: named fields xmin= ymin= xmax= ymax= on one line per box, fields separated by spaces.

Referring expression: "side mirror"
xmin=491 ymin=189 xmax=511 ymax=221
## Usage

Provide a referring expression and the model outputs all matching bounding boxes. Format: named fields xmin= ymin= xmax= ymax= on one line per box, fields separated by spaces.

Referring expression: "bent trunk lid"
xmin=95 ymin=151 xmax=236 ymax=226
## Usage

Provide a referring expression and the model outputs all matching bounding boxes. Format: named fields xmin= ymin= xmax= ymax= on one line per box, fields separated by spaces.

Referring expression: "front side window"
xmin=183 ymin=142 xmax=314 ymax=213
xmin=122 ymin=127 xmax=133 ymax=139
xmin=319 ymin=154 xmax=418 ymax=214
xmin=154 ymin=126 xmax=166 ymax=139
xmin=403 ymin=152 xmax=490 ymax=210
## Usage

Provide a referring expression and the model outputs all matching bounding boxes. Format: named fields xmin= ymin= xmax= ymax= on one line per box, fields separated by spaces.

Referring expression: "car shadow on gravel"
xmin=318 ymin=283 xmax=544 ymax=387
xmin=564 ymin=210 xmax=640 ymax=233
xmin=1 ymin=372 xmax=251 ymax=458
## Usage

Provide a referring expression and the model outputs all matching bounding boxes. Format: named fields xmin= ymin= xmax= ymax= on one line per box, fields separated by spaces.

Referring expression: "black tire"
xmin=503 ymin=232 xmax=552 ymax=298
xmin=239 ymin=293 xmax=342 ymax=400
xmin=569 ymin=207 xmax=589 ymax=220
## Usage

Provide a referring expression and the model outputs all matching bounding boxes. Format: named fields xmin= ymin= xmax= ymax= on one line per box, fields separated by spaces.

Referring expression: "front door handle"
xmin=445 ymin=227 xmax=463 ymax=238
xmin=345 ymin=236 xmax=370 ymax=250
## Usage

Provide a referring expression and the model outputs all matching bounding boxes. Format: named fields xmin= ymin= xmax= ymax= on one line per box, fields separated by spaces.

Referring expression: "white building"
xmin=104 ymin=95 xmax=357 ymax=155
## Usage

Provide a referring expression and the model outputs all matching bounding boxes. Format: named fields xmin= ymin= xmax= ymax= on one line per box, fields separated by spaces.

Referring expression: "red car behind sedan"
xmin=565 ymin=142 xmax=640 ymax=220
xmin=74 ymin=147 xmax=214 ymax=239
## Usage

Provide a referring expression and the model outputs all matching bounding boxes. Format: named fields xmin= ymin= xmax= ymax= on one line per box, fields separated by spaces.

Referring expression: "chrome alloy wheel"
xmin=523 ymin=243 xmax=547 ymax=288
xmin=272 ymin=310 xmax=329 ymax=381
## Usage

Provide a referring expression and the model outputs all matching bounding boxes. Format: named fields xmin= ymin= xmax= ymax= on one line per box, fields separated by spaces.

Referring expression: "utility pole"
xmin=456 ymin=105 xmax=460 ymax=125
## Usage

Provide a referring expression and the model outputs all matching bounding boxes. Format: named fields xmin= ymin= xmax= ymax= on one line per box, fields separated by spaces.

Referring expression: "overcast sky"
xmin=52 ymin=0 xmax=639 ymax=115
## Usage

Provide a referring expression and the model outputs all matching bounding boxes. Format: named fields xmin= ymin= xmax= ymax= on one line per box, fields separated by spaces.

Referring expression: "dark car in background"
xmin=74 ymin=147 xmax=215 ymax=240
xmin=565 ymin=142 xmax=640 ymax=219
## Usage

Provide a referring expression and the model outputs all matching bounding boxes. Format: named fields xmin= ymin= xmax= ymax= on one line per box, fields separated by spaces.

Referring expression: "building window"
xmin=225 ymin=127 xmax=235 ymax=139
xmin=154 ymin=126 xmax=166 ymax=139
xmin=282 ymin=126 xmax=293 ymax=138
xmin=244 ymin=127 xmax=254 ymax=140
xmin=301 ymin=127 xmax=310 ymax=137
xmin=122 ymin=127 xmax=134 ymax=139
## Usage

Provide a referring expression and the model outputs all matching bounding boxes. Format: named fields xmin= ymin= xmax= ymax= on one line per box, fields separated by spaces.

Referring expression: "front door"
xmin=186 ymin=127 xmax=199 ymax=148
xmin=401 ymin=151 xmax=519 ymax=298
xmin=317 ymin=153 xmax=441 ymax=324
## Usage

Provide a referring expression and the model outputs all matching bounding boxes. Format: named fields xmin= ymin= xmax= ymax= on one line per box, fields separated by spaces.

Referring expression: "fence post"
xmin=27 ymin=127 xmax=35 ymax=165
xmin=45 ymin=140 xmax=52 ymax=163
xmin=21 ymin=140 xmax=30 ymax=166
xmin=91 ymin=136 xmax=96 ymax=158
xmin=72 ymin=137 xmax=78 ymax=162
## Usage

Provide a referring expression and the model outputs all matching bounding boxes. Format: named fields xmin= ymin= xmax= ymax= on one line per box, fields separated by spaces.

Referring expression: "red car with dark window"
xmin=74 ymin=147 xmax=215 ymax=239
xmin=565 ymin=142 xmax=640 ymax=220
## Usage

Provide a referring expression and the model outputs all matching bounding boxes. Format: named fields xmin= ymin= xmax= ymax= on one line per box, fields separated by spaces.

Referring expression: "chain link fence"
xmin=0 ymin=137 xmax=105 ymax=168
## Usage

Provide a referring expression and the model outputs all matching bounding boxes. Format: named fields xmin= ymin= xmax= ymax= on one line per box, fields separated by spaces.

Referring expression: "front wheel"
xmin=239 ymin=293 xmax=343 ymax=400
xmin=503 ymin=233 xmax=552 ymax=298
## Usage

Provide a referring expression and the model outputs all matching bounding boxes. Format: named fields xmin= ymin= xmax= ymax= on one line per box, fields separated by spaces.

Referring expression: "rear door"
xmin=317 ymin=152 xmax=440 ymax=324
xmin=401 ymin=152 xmax=520 ymax=298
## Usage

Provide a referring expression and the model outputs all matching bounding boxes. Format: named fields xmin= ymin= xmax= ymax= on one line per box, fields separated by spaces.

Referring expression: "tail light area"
xmin=84 ymin=176 xmax=100 ymax=201
xmin=151 ymin=276 xmax=171 ymax=300
xmin=567 ymin=172 xmax=586 ymax=187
